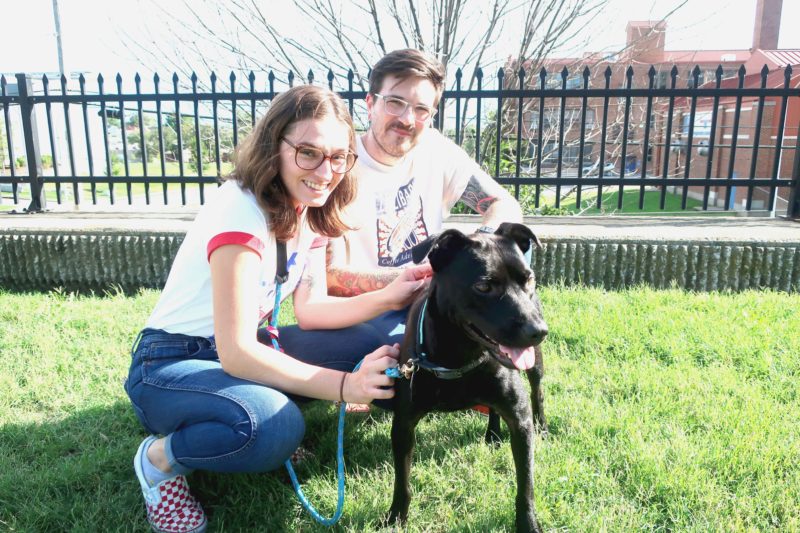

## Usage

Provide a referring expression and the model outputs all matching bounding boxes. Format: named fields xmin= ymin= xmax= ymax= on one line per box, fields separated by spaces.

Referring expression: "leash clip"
xmin=399 ymin=359 xmax=419 ymax=380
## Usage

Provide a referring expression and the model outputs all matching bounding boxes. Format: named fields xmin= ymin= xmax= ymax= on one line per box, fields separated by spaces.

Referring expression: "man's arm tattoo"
xmin=459 ymin=175 xmax=499 ymax=215
xmin=327 ymin=267 xmax=396 ymax=297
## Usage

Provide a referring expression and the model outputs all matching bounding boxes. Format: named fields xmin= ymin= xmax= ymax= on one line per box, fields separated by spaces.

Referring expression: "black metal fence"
xmin=1 ymin=65 xmax=799 ymax=216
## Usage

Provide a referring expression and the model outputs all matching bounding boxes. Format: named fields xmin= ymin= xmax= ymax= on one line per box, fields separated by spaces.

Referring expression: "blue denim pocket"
xmin=147 ymin=339 xmax=193 ymax=360
xmin=134 ymin=330 xmax=217 ymax=379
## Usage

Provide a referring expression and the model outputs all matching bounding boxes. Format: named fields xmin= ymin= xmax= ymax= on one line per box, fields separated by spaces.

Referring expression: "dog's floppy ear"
xmin=413 ymin=229 xmax=472 ymax=272
xmin=495 ymin=222 xmax=542 ymax=255
xmin=411 ymin=234 xmax=438 ymax=264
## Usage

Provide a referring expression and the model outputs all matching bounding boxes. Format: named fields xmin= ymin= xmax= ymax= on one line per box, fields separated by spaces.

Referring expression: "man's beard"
xmin=372 ymin=120 xmax=418 ymax=158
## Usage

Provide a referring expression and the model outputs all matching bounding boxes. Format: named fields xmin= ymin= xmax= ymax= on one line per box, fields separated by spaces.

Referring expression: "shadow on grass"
xmin=0 ymin=282 xmax=159 ymax=297
xmin=0 ymin=397 xmax=516 ymax=531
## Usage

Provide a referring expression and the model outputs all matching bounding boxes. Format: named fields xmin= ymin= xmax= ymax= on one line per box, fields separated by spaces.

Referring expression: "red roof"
xmin=671 ymin=67 xmax=800 ymax=108
xmin=758 ymin=50 xmax=800 ymax=67
xmin=535 ymin=50 xmax=751 ymax=69
xmin=662 ymin=50 xmax=750 ymax=65
xmin=513 ymin=48 xmax=797 ymax=78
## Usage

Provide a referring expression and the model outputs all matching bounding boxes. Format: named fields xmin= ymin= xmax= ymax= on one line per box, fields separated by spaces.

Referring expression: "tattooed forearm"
xmin=460 ymin=175 xmax=499 ymax=215
xmin=327 ymin=267 xmax=399 ymax=297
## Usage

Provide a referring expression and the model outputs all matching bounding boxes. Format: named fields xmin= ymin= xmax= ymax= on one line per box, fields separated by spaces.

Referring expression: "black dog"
xmin=385 ymin=223 xmax=548 ymax=533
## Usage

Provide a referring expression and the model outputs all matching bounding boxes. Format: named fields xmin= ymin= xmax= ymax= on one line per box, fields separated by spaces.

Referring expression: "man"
xmin=327 ymin=48 xmax=524 ymax=342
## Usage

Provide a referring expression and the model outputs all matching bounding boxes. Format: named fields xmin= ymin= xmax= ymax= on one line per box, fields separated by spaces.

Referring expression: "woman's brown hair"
xmin=227 ymin=85 xmax=356 ymax=242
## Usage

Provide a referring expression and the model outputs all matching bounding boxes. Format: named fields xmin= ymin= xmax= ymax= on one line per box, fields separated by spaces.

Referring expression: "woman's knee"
xmin=235 ymin=387 xmax=306 ymax=472
xmin=168 ymin=384 xmax=306 ymax=474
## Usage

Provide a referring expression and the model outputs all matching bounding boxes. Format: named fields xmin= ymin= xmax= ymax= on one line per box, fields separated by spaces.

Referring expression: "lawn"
xmin=1 ymin=286 xmax=798 ymax=532
xmin=561 ymin=186 xmax=730 ymax=216
xmin=3 ymin=169 xmax=738 ymax=217
xmin=452 ymin=185 xmax=734 ymax=217
xmin=0 ymin=160 xmax=233 ymax=209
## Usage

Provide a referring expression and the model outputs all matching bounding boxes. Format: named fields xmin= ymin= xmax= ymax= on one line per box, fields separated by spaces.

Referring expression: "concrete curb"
xmin=2 ymin=213 xmax=799 ymax=292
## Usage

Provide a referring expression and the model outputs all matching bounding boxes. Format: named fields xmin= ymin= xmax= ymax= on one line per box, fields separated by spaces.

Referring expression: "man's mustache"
xmin=388 ymin=121 xmax=415 ymax=133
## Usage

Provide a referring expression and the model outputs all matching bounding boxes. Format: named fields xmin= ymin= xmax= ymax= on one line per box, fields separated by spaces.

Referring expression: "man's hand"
xmin=380 ymin=263 xmax=433 ymax=310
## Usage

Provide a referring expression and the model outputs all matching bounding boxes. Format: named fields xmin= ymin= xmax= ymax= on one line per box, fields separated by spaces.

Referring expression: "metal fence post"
xmin=16 ymin=73 xmax=46 ymax=212
xmin=788 ymin=132 xmax=800 ymax=219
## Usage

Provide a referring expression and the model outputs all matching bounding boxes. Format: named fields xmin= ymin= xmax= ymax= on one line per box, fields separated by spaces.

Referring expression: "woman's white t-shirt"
xmin=146 ymin=180 xmax=321 ymax=338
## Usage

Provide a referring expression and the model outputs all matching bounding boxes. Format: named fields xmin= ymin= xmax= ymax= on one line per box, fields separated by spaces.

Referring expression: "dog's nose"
xmin=521 ymin=320 xmax=548 ymax=346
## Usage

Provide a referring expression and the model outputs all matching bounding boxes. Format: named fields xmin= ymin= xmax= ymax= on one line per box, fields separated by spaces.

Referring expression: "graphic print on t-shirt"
xmin=375 ymin=177 xmax=429 ymax=267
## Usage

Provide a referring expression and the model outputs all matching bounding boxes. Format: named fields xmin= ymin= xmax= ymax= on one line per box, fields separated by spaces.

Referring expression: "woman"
xmin=124 ymin=85 xmax=431 ymax=533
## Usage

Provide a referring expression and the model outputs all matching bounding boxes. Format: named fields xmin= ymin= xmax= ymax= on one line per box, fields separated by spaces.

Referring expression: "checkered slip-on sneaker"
xmin=134 ymin=436 xmax=207 ymax=533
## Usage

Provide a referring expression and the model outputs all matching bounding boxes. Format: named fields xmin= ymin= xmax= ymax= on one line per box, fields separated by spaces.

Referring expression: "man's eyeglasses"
xmin=281 ymin=138 xmax=357 ymax=174
xmin=374 ymin=94 xmax=436 ymax=122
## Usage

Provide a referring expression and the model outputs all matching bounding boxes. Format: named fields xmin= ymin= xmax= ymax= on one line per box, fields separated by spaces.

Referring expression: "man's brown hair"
xmin=369 ymin=48 xmax=446 ymax=104
xmin=228 ymin=85 xmax=356 ymax=242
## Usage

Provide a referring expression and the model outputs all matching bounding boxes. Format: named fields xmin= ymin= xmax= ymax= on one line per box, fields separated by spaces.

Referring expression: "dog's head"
xmin=412 ymin=223 xmax=548 ymax=370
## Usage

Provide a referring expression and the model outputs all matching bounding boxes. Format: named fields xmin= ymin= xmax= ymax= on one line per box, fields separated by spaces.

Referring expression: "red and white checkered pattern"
xmin=144 ymin=475 xmax=207 ymax=533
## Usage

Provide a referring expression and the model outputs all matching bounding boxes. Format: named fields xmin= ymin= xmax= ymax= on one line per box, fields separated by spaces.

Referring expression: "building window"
xmin=529 ymin=108 xmax=596 ymax=131
xmin=656 ymin=70 xmax=670 ymax=89
xmin=527 ymin=141 xmax=594 ymax=167
xmin=565 ymin=75 xmax=584 ymax=89
xmin=687 ymin=69 xmax=706 ymax=88
xmin=681 ymin=111 xmax=712 ymax=137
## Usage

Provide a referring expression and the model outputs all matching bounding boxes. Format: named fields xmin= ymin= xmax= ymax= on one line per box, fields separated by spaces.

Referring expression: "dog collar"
xmin=411 ymin=298 xmax=487 ymax=380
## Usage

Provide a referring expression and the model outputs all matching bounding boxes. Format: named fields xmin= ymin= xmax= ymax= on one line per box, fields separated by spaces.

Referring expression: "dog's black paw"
xmin=484 ymin=410 xmax=503 ymax=445
xmin=377 ymin=511 xmax=406 ymax=532
xmin=517 ymin=514 xmax=544 ymax=533
xmin=484 ymin=428 xmax=503 ymax=446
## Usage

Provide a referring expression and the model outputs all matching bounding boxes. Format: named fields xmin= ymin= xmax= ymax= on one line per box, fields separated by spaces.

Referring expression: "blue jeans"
xmin=124 ymin=309 xmax=408 ymax=474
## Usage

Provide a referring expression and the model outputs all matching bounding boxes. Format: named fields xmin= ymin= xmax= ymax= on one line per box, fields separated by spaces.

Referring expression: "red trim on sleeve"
xmin=207 ymin=232 xmax=265 ymax=261
xmin=310 ymin=236 xmax=328 ymax=249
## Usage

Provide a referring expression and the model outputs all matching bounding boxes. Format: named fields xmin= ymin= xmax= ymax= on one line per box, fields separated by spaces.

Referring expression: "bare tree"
xmin=122 ymin=0 xmax=606 ymax=90
xmin=118 ymin=0 xmax=694 ymax=211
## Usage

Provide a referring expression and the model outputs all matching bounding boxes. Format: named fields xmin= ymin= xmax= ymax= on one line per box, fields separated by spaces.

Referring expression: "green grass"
xmin=109 ymin=160 xmax=235 ymax=179
xmin=1 ymin=161 xmax=233 ymax=208
xmin=450 ymin=185 xmax=734 ymax=217
xmin=495 ymin=184 xmax=733 ymax=216
xmin=1 ymin=286 xmax=799 ymax=531
xmin=562 ymin=187 xmax=725 ymax=216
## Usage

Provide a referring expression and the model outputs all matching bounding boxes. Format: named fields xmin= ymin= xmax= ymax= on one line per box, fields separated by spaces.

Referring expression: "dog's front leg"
xmin=502 ymin=403 xmax=542 ymax=533
xmin=385 ymin=411 xmax=420 ymax=526
xmin=525 ymin=345 xmax=547 ymax=432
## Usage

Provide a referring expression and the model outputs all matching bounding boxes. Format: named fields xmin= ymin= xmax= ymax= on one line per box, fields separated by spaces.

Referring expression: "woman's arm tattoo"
xmin=326 ymin=267 xmax=396 ymax=297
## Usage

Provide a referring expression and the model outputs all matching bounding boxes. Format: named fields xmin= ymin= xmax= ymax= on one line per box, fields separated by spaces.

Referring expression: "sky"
xmin=2 ymin=0 xmax=799 ymax=79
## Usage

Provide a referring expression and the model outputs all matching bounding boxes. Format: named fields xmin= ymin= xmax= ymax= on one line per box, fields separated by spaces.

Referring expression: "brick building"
xmin=512 ymin=0 xmax=798 ymax=212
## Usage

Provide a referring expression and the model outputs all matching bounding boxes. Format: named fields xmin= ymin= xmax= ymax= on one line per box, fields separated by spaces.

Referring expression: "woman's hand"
xmin=343 ymin=343 xmax=401 ymax=404
xmin=380 ymin=263 xmax=433 ymax=311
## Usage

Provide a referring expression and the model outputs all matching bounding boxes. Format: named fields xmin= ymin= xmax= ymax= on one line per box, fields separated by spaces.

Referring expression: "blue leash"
xmin=267 ymin=281 xmax=400 ymax=526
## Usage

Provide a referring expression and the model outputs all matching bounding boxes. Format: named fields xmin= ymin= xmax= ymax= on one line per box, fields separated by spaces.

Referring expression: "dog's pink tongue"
xmin=500 ymin=344 xmax=536 ymax=370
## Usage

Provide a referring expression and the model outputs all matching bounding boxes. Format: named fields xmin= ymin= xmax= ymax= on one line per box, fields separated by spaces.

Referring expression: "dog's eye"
xmin=473 ymin=280 xmax=492 ymax=294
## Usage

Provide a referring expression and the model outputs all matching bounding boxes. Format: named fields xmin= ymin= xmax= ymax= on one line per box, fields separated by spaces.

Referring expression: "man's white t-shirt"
xmin=339 ymin=128 xmax=496 ymax=268
xmin=146 ymin=180 xmax=320 ymax=338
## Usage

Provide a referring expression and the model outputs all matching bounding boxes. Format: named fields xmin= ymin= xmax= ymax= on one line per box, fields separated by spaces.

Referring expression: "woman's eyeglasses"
xmin=282 ymin=138 xmax=357 ymax=174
